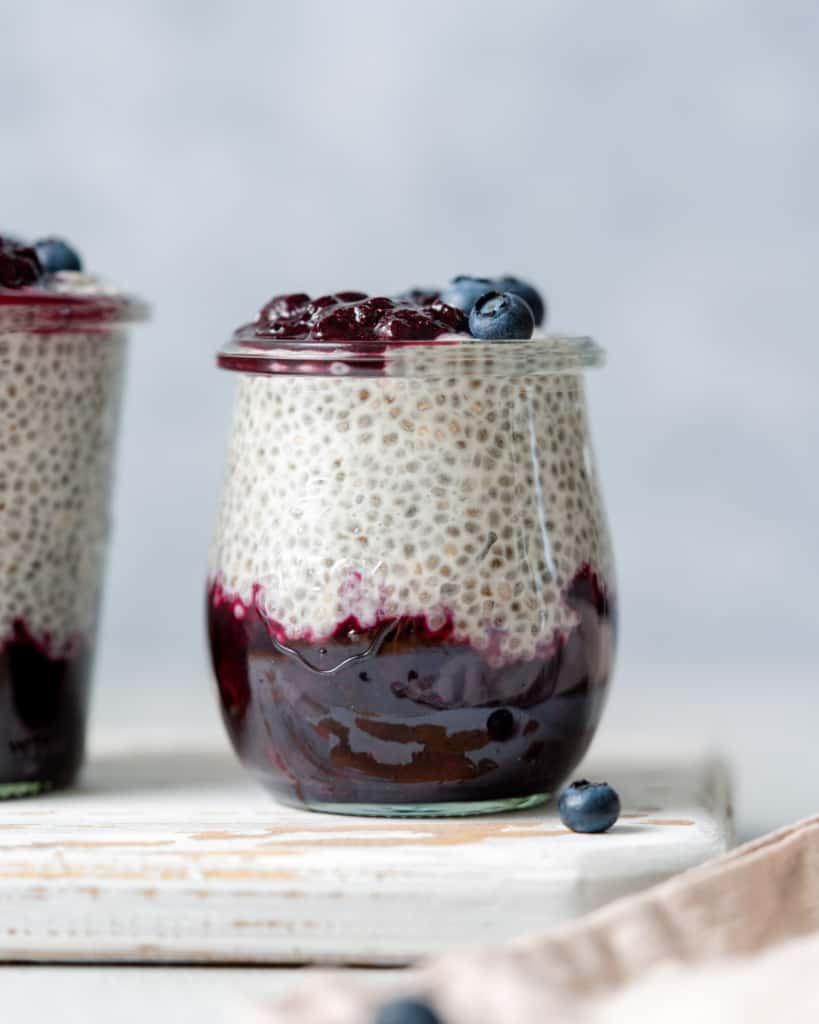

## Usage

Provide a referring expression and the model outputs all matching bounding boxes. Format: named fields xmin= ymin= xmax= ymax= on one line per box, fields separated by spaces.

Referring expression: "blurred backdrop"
xmin=1 ymin=0 xmax=817 ymax=833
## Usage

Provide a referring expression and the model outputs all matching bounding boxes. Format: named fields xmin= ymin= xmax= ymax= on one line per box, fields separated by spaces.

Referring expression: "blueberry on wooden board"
xmin=373 ymin=998 xmax=442 ymax=1024
xmin=558 ymin=779 xmax=621 ymax=833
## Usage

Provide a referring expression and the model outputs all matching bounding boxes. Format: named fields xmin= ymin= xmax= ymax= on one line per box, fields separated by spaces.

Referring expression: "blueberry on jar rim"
xmin=393 ymin=287 xmax=441 ymax=306
xmin=495 ymin=275 xmax=546 ymax=326
xmin=33 ymin=237 xmax=83 ymax=274
xmin=468 ymin=290 xmax=535 ymax=341
xmin=440 ymin=275 xmax=495 ymax=314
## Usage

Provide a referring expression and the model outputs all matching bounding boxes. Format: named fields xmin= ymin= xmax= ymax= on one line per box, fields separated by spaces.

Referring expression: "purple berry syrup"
xmin=207 ymin=566 xmax=615 ymax=809
xmin=0 ymin=622 xmax=91 ymax=791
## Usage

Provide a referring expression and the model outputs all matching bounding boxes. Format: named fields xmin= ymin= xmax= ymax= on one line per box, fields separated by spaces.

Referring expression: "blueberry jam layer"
xmin=254 ymin=291 xmax=468 ymax=342
xmin=207 ymin=568 xmax=615 ymax=809
xmin=221 ymin=292 xmax=470 ymax=376
xmin=0 ymin=238 xmax=40 ymax=288
xmin=0 ymin=621 xmax=91 ymax=792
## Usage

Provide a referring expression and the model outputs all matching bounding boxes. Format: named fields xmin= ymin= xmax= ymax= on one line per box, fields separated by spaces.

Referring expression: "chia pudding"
xmin=209 ymin=279 xmax=616 ymax=816
xmin=0 ymin=235 xmax=146 ymax=795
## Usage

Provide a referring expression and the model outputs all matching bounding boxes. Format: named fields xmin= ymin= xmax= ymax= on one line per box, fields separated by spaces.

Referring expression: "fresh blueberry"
xmin=33 ymin=237 xmax=83 ymax=274
xmin=558 ymin=779 xmax=620 ymax=834
xmin=440 ymin=275 xmax=494 ymax=314
xmin=373 ymin=998 xmax=441 ymax=1024
xmin=496 ymin=275 xmax=546 ymax=326
xmin=468 ymin=291 xmax=535 ymax=341
xmin=394 ymin=287 xmax=440 ymax=306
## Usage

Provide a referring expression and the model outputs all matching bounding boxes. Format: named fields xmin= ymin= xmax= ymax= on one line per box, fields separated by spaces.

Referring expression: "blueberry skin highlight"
xmin=558 ymin=779 xmax=621 ymax=834
xmin=373 ymin=998 xmax=442 ymax=1024
xmin=468 ymin=291 xmax=535 ymax=340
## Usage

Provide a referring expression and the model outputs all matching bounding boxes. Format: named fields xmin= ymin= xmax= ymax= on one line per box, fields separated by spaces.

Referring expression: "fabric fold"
xmin=264 ymin=814 xmax=819 ymax=1023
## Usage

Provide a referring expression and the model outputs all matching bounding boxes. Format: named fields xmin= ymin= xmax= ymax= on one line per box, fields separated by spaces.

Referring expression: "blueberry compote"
xmin=208 ymin=569 xmax=615 ymax=814
xmin=253 ymin=291 xmax=467 ymax=342
xmin=0 ymin=623 xmax=91 ymax=793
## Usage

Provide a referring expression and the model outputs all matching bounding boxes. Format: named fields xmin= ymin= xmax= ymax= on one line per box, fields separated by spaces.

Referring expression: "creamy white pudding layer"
xmin=211 ymin=369 xmax=614 ymax=664
xmin=0 ymin=323 xmax=126 ymax=651
xmin=46 ymin=271 xmax=124 ymax=298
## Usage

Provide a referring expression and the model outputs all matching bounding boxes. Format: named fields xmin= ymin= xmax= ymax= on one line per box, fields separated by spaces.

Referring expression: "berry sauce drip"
xmin=254 ymin=291 xmax=469 ymax=342
xmin=0 ymin=621 xmax=90 ymax=790
xmin=0 ymin=237 xmax=42 ymax=289
xmin=207 ymin=566 xmax=615 ymax=809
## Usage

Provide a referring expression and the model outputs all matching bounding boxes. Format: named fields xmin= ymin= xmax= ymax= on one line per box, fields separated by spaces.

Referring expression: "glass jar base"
xmin=0 ymin=762 xmax=81 ymax=800
xmin=279 ymin=792 xmax=550 ymax=819
xmin=0 ymin=778 xmax=55 ymax=800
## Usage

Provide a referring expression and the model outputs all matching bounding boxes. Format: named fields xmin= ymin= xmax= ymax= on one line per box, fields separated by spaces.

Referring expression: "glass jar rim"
xmin=217 ymin=332 xmax=604 ymax=378
xmin=0 ymin=290 xmax=149 ymax=333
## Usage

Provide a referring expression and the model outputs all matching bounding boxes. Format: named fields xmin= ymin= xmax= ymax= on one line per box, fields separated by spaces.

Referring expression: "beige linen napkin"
xmin=264 ymin=814 xmax=819 ymax=1023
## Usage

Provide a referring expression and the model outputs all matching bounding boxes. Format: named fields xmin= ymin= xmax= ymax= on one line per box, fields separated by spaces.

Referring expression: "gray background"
xmin=2 ymin=1 xmax=817 ymax=833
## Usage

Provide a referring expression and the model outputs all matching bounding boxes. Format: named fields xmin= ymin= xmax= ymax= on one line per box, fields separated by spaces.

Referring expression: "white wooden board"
xmin=0 ymin=737 xmax=732 ymax=965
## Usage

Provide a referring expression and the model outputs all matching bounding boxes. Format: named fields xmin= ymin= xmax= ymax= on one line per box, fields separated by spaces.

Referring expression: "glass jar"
xmin=208 ymin=335 xmax=616 ymax=816
xmin=0 ymin=289 xmax=147 ymax=796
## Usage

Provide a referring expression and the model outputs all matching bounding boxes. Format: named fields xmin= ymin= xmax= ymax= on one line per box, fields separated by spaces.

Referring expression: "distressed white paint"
xmin=0 ymin=738 xmax=732 ymax=965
